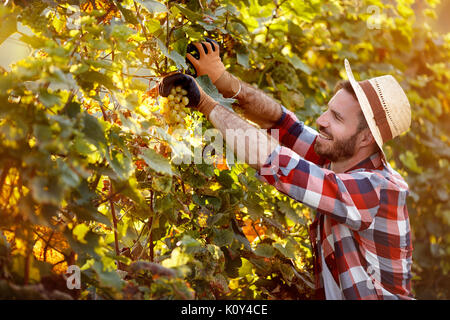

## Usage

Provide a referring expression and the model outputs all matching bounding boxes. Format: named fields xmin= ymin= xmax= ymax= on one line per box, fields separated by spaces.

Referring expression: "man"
xmin=158 ymin=40 xmax=414 ymax=300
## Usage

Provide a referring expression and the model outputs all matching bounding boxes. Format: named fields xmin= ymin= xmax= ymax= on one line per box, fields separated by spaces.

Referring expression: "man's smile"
xmin=318 ymin=131 xmax=333 ymax=141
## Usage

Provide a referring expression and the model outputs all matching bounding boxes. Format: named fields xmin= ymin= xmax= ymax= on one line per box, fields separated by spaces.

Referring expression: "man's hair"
xmin=334 ymin=80 xmax=368 ymax=132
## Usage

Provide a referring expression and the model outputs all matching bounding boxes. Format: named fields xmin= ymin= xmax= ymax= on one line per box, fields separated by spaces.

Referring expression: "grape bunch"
xmin=159 ymin=86 xmax=190 ymax=132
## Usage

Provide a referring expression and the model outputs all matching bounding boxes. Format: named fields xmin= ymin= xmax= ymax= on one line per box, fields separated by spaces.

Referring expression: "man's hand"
xmin=159 ymin=73 xmax=200 ymax=107
xmin=158 ymin=73 xmax=218 ymax=119
xmin=185 ymin=40 xmax=282 ymax=129
xmin=186 ymin=39 xmax=225 ymax=83
xmin=186 ymin=39 xmax=241 ymax=99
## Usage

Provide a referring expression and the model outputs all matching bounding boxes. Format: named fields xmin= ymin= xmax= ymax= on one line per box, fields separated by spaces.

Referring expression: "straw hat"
xmin=344 ymin=59 xmax=411 ymax=159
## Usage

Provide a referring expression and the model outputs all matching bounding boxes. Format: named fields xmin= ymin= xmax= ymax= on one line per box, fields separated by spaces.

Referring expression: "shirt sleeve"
xmin=267 ymin=105 xmax=327 ymax=166
xmin=256 ymin=145 xmax=386 ymax=231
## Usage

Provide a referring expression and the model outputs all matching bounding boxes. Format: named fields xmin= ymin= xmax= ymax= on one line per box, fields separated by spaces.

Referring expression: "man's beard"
xmin=314 ymin=130 xmax=359 ymax=162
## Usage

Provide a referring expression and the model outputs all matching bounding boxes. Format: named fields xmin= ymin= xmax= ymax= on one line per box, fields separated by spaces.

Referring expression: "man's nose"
xmin=316 ymin=110 xmax=329 ymax=129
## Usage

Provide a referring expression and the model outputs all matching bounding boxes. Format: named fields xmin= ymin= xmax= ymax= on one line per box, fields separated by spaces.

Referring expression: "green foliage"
xmin=0 ymin=0 xmax=448 ymax=300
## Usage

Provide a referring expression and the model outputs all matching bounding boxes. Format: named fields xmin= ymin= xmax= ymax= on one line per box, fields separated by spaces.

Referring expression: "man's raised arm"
xmin=186 ymin=40 xmax=326 ymax=166
xmin=186 ymin=40 xmax=282 ymax=129
xmin=157 ymin=73 xmax=279 ymax=170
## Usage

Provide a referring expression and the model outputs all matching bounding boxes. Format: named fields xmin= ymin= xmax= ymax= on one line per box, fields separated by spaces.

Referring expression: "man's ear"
xmin=358 ymin=128 xmax=376 ymax=148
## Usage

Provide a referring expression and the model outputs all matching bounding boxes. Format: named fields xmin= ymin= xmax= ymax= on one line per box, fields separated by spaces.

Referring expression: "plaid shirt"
xmin=256 ymin=106 xmax=414 ymax=300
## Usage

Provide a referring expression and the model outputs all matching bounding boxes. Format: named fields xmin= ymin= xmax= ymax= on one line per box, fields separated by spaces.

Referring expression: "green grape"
xmin=160 ymin=88 xmax=191 ymax=132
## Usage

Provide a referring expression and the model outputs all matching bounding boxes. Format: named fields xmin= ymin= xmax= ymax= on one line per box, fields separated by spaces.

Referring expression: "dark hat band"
xmin=359 ymin=80 xmax=393 ymax=143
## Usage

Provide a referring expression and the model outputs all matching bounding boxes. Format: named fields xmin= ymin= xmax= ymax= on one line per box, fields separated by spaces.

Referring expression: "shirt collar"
xmin=346 ymin=151 xmax=383 ymax=172
xmin=324 ymin=151 xmax=383 ymax=172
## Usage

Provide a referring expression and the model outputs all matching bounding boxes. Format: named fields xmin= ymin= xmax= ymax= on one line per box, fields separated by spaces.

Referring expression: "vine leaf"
xmin=107 ymin=150 xmax=134 ymax=181
xmin=73 ymin=224 xmax=90 ymax=244
xmin=212 ymin=228 xmax=234 ymax=247
xmin=136 ymin=0 xmax=168 ymax=13
xmin=0 ymin=11 xmax=17 ymax=45
xmin=235 ymin=46 xmax=249 ymax=69
xmin=287 ymin=54 xmax=312 ymax=75
xmin=254 ymin=243 xmax=275 ymax=258
xmin=81 ymin=113 xmax=107 ymax=150
xmin=115 ymin=1 xmax=139 ymax=25
xmin=278 ymin=201 xmax=305 ymax=225
xmin=273 ymin=240 xmax=296 ymax=259
xmin=140 ymin=148 xmax=173 ymax=176
xmin=157 ymin=38 xmax=188 ymax=70
xmin=196 ymin=75 xmax=236 ymax=110
xmin=174 ymin=3 xmax=203 ymax=21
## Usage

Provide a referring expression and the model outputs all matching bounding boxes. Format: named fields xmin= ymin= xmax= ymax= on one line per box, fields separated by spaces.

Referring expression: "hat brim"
xmin=344 ymin=59 xmax=386 ymax=160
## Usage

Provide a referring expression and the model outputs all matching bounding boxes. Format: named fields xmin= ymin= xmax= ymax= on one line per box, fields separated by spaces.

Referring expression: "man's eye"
xmin=332 ymin=112 xmax=341 ymax=121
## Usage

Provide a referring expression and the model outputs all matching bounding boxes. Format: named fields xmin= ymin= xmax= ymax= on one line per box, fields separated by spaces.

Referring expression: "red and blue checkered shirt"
xmin=256 ymin=106 xmax=414 ymax=300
